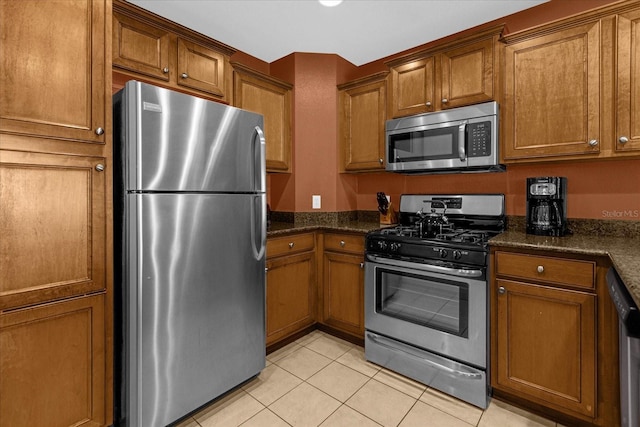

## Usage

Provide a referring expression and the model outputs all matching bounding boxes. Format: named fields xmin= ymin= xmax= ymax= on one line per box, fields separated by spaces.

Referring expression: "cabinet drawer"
xmin=267 ymin=233 xmax=315 ymax=258
xmin=495 ymin=252 xmax=595 ymax=290
xmin=324 ymin=233 xmax=364 ymax=254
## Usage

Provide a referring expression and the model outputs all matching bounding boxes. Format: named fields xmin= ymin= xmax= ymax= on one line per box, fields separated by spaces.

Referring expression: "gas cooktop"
xmin=366 ymin=194 xmax=505 ymax=266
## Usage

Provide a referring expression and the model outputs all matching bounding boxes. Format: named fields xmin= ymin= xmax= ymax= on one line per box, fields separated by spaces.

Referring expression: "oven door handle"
xmin=367 ymin=333 xmax=483 ymax=380
xmin=366 ymin=254 xmax=484 ymax=278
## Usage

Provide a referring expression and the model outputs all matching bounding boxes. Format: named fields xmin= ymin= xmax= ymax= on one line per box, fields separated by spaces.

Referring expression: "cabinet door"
xmin=440 ymin=37 xmax=494 ymax=109
xmin=495 ymin=279 xmax=596 ymax=418
xmin=0 ymin=294 xmax=105 ymax=427
xmin=0 ymin=150 xmax=106 ymax=310
xmin=266 ymin=251 xmax=316 ymax=346
xmin=322 ymin=252 xmax=364 ymax=337
xmin=0 ymin=0 xmax=107 ymax=143
xmin=339 ymin=77 xmax=387 ymax=171
xmin=616 ymin=8 xmax=640 ymax=152
xmin=177 ymin=38 xmax=227 ymax=99
xmin=113 ymin=11 xmax=171 ymax=81
xmin=503 ymin=22 xmax=601 ymax=160
xmin=389 ymin=57 xmax=435 ymax=118
xmin=233 ymin=69 xmax=292 ymax=172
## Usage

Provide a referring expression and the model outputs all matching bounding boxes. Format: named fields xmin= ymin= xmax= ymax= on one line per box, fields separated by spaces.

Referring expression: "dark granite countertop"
xmin=490 ymin=230 xmax=640 ymax=308
xmin=269 ymin=214 xmax=640 ymax=309
xmin=267 ymin=220 xmax=382 ymax=237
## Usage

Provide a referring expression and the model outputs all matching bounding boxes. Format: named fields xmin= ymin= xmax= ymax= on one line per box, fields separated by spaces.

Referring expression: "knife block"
xmin=380 ymin=203 xmax=397 ymax=225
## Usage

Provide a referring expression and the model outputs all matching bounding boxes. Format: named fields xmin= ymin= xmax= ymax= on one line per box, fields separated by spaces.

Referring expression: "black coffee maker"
xmin=526 ymin=177 xmax=568 ymax=236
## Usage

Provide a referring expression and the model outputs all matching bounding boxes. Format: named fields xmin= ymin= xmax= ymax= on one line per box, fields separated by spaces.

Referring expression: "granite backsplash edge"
xmin=507 ymin=216 xmax=640 ymax=239
xmin=272 ymin=211 xmax=640 ymax=238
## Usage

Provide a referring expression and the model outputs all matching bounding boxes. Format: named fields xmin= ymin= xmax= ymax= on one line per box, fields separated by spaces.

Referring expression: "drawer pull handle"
xmin=340 ymin=240 xmax=346 ymax=247
xmin=537 ymin=265 xmax=544 ymax=273
xmin=288 ymin=242 xmax=294 ymax=249
xmin=498 ymin=286 xmax=505 ymax=295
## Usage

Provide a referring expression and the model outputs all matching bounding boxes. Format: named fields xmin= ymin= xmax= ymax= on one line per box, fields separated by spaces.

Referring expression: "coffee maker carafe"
xmin=526 ymin=177 xmax=568 ymax=236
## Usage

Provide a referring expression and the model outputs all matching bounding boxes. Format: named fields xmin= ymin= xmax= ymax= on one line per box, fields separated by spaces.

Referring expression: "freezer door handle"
xmin=251 ymin=195 xmax=266 ymax=261
xmin=253 ymin=126 xmax=266 ymax=192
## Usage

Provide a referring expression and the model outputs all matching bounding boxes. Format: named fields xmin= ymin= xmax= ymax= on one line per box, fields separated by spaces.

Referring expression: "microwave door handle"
xmin=458 ymin=121 xmax=467 ymax=161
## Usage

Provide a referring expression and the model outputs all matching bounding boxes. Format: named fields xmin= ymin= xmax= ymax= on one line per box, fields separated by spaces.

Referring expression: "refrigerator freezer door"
xmin=122 ymin=81 xmax=265 ymax=193
xmin=125 ymin=193 xmax=266 ymax=427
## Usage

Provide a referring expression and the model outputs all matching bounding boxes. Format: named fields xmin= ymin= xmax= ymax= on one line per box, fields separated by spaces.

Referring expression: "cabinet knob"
xmin=425 ymin=101 xmax=431 ymax=107
xmin=95 ymin=163 xmax=105 ymax=172
xmin=265 ymin=267 xmax=269 ymax=273
xmin=289 ymin=242 xmax=294 ymax=249
xmin=537 ymin=265 xmax=544 ymax=273
xmin=95 ymin=127 xmax=104 ymax=135
xmin=378 ymin=158 xmax=383 ymax=164
xmin=441 ymin=98 xmax=448 ymax=104
xmin=588 ymin=139 xmax=598 ymax=147
xmin=360 ymin=262 xmax=364 ymax=269
xmin=162 ymin=67 xmax=169 ymax=74
xmin=340 ymin=240 xmax=346 ymax=247
xmin=181 ymin=73 xmax=188 ymax=79
xmin=498 ymin=286 xmax=505 ymax=294
xmin=619 ymin=136 xmax=629 ymax=144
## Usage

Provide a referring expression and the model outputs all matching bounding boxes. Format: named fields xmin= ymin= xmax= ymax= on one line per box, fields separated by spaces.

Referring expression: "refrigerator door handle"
xmin=253 ymin=126 xmax=266 ymax=193
xmin=251 ymin=195 xmax=266 ymax=261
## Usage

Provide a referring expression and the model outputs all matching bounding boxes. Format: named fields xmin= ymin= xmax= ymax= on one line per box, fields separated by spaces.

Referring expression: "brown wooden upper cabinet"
xmin=232 ymin=63 xmax=293 ymax=173
xmin=502 ymin=22 xmax=601 ymax=161
xmin=112 ymin=1 xmax=234 ymax=102
xmin=387 ymin=26 xmax=502 ymax=118
xmin=0 ymin=0 xmax=108 ymax=143
xmin=502 ymin=1 xmax=640 ymax=162
xmin=615 ymin=7 xmax=640 ymax=153
xmin=112 ymin=11 xmax=171 ymax=82
xmin=338 ymin=72 xmax=388 ymax=172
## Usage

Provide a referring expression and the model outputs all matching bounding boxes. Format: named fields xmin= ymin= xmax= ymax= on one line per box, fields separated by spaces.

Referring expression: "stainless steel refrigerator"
xmin=113 ymin=81 xmax=266 ymax=427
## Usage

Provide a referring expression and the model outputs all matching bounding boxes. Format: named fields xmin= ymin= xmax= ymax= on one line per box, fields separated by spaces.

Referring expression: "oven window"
xmin=389 ymin=126 xmax=458 ymax=163
xmin=375 ymin=268 xmax=469 ymax=337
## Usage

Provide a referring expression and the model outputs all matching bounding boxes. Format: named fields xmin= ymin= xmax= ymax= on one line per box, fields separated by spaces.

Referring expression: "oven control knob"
xmin=377 ymin=241 xmax=388 ymax=250
xmin=439 ymin=249 xmax=448 ymax=258
xmin=390 ymin=242 xmax=401 ymax=252
xmin=453 ymin=250 xmax=462 ymax=260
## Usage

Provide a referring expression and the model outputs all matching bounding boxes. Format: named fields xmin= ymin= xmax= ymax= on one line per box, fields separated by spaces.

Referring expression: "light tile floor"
xmin=175 ymin=330 xmax=566 ymax=427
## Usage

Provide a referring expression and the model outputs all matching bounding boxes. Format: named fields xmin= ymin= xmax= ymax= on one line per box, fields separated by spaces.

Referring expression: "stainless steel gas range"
xmin=364 ymin=194 xmax=505 ymax=409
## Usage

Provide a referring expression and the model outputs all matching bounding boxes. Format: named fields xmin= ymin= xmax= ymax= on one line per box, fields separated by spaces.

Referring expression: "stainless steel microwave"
xmin=385 ymin=101 xmax=503 ymax=174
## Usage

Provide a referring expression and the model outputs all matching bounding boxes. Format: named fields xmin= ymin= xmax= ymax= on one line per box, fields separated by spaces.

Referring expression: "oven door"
xmin=364 ymin=254 xmax=487 ymax=369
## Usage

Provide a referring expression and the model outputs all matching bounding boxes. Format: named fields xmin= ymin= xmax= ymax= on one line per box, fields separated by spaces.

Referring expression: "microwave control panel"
xmin=468 ymin=121 xmax=491 ymax=157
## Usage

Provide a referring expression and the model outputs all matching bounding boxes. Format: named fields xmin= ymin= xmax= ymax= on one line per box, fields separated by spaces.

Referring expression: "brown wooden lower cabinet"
xmin=495 ymin=279 xmax=596 ymax=417
xmin=320 ymin=233 xmax=365 ymax=340
xmin=491 ymin=248 xmax=620 ymax=427
xmin=0 ymin=293 xmax=106 ymax=427
xmin=265 ymin=233 xmax=316 ymax=346
xmin=265 ymin=231 xmax=367 ymax=348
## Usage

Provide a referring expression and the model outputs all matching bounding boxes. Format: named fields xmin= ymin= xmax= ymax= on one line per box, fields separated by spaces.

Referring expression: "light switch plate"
xmin=312 ymin=195 xmax=321 ymax=209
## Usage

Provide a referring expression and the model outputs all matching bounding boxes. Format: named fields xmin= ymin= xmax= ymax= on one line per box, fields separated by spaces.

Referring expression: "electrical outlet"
xmin=312 ymin=195 xmax=321 ymax=209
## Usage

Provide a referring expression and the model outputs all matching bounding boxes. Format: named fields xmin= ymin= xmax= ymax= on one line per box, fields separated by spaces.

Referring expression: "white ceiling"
xmin=130 ymin=0 xmax=547 ymax=66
